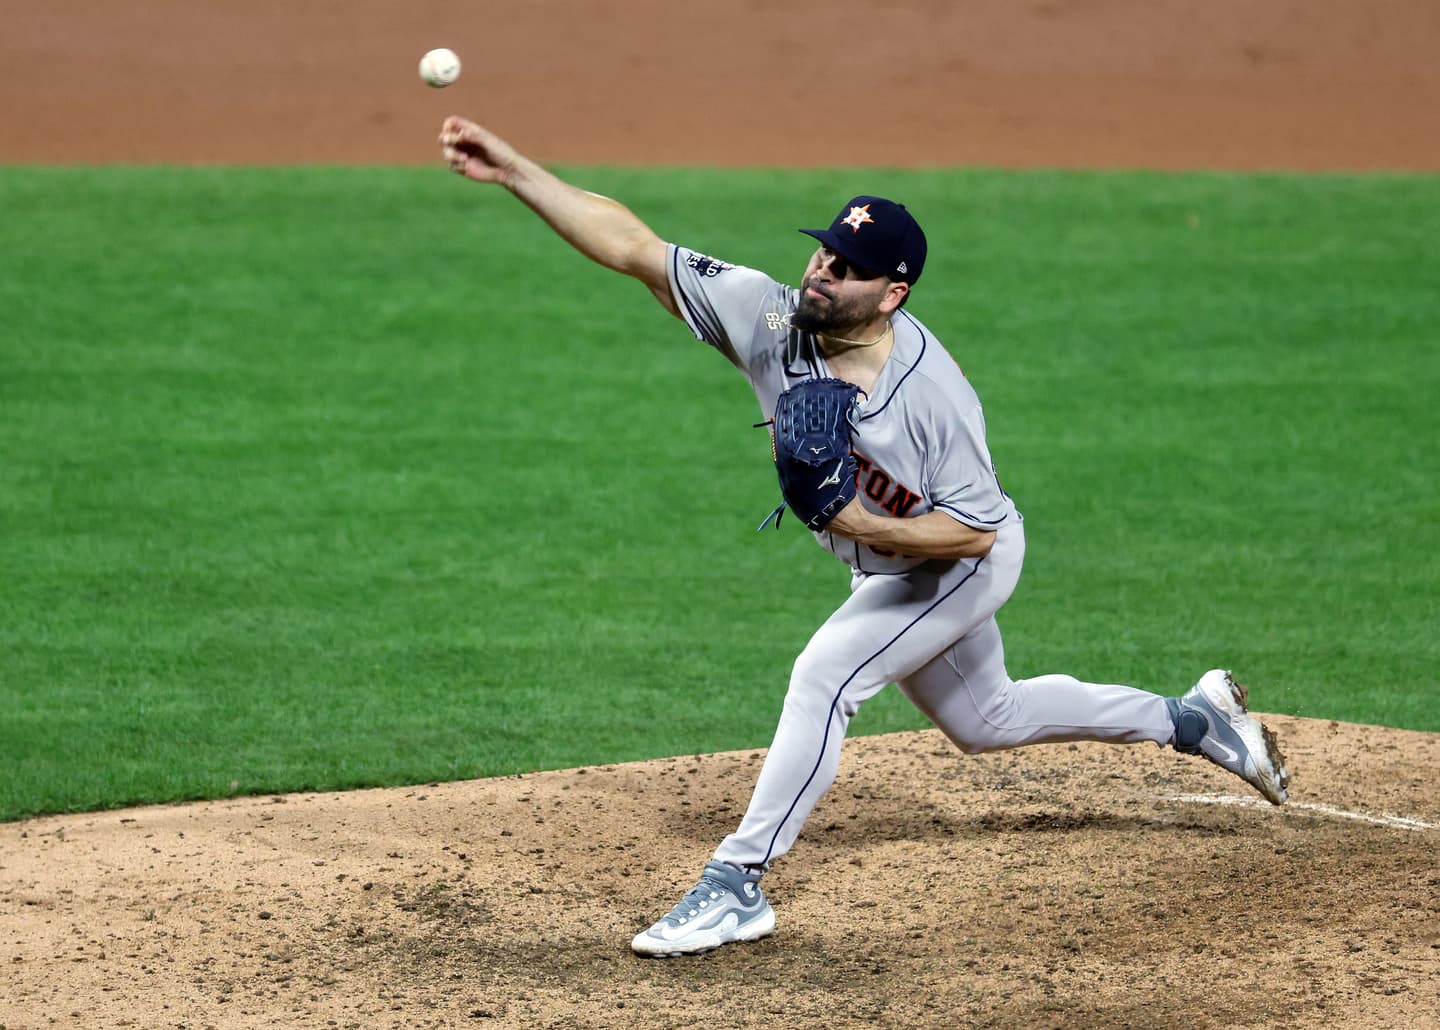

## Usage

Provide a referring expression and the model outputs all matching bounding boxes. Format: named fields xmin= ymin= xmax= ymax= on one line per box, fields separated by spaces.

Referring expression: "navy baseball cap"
xmin=799 ymin=195 xmax=927 ymax=285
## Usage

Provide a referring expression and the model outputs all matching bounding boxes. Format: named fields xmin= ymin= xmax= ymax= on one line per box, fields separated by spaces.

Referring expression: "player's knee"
xmin=784 ymin=648 xmax=849 ymax=715
xmin=931 ymin=678 xmax=1024 ymax=754
xmin=949 ymin=733 xmax=1006 ymax=755
xmin=788 ymin=645 xmax=830 ymax=694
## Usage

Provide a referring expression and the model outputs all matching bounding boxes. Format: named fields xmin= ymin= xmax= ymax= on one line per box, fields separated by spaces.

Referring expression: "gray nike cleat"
xmin=1168 ymin=669 xmax=1290 ymax=805
xmin=631 ymin=860 xmax=776 ymax=957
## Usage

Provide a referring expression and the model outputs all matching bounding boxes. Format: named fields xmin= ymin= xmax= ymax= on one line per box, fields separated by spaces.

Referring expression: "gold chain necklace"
xmin=819 ymin=320 xmax=892 ymax=350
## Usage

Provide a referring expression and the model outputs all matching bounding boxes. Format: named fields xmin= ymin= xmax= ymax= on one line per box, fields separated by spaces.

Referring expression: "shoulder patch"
xmin=685 ymin=252 xmax=733 ymax=277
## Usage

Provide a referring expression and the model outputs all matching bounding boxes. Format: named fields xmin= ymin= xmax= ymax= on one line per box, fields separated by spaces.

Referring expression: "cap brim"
xmin=798 ymin=228 xmax=884 ymax=277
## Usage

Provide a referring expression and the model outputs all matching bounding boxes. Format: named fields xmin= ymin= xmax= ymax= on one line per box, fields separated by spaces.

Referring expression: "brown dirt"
xmin=3 ymin=719 xmax=1439 ymax=1029
xmin=5 ymin=3 xmax=1440 ymax=1028
xmin=6 ymin=1 xmax=1440 ymax=169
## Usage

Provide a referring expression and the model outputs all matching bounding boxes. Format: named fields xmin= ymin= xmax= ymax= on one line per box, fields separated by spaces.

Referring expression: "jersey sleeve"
xmin=666 ymin=244 xmax=780 ymax=372
xmin=928 ymin=404 xmax=1015 ymax=530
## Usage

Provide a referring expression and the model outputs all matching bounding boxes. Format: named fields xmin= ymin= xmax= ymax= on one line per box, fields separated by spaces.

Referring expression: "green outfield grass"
xmin=2 ymin=165 xmax=1436 ymax=821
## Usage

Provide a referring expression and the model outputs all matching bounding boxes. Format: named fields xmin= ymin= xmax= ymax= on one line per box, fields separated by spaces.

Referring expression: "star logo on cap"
xmin=841 ymin=204 xmax=874 ymax=232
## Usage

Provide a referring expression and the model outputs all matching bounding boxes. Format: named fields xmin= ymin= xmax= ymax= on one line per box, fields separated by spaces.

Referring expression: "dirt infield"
xmin=5 ymin=2 xmax=1440 ymax=1028
xmin=3 ymin=719 xmax=1438 ymax=1028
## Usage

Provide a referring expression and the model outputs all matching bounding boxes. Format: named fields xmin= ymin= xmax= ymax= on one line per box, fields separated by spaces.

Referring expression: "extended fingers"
xmin=439 ymin=114 xmax=472 ymax=138
xmin=438 ymin=117 xmax=478 ymax=173
xmin=438 ymin=116 xmax=477 ymax=150
xmin=436 ymin=117 xmax=510 ymax=183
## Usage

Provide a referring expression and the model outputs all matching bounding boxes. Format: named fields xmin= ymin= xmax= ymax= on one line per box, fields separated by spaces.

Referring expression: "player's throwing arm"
xmin=436 ymin=119 xmax=1290 ymax=962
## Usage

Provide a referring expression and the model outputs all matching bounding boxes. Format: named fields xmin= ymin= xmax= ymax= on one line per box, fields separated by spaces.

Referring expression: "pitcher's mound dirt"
xmin=3 ymin=716 xmax=1437 ymax=1029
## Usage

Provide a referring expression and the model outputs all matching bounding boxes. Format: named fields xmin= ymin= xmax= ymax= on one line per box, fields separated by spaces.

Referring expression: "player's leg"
xmin=633 ymin=548 xmax=1021 ymax=955
xmin=895 ymin=616 xmax=1174 ymax=752
xmin=897 ymin=618 xmax=1290 ymax=803
xmin=711 ymin=539 xmax=1023 ymax=876
xmin=636 ymin=533 xmax=1031 ymax=956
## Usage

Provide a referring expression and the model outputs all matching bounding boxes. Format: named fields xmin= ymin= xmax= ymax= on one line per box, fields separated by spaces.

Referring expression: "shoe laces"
xmin=662 ymin=875 xmax=731 ymax=925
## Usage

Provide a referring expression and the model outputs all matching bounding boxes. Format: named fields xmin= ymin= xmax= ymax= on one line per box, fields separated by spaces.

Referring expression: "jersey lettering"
xmin=880 ymin=483 xmax=922 ymax=518
xmin=851 ymin=449 xmax=923 ymax=520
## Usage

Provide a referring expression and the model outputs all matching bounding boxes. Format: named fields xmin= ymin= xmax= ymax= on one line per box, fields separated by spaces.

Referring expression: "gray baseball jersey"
xmin=665 ymin=243 xmax=1174 ymax=873
xmin=667 ymin=245 xmax=1018 ymax=573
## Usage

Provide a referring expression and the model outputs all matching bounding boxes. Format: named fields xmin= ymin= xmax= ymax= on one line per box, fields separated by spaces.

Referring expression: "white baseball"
xmin=418 ymin=48 xmax=461 ymax=88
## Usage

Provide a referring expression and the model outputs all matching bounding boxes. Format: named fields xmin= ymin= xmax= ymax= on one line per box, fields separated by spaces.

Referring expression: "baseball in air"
xmin=418 ymin=48 xmax=461 ymax=88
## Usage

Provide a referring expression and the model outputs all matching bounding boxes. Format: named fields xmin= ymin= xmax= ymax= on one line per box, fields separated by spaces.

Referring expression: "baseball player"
xmin=437 ymin=116 xmax=1291 ymax=958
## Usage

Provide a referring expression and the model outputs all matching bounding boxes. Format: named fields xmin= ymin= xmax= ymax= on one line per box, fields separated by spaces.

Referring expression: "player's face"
xmin=793 ymin=247 xmax=893 ymax=333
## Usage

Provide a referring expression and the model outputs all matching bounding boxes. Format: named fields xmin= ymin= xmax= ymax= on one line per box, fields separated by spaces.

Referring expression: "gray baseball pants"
xmin=713 ymin=520 xmax=1177 ymax=872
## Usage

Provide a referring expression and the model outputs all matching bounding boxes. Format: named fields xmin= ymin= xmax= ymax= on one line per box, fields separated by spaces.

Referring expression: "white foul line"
xmin=1166 ymin=794 xmax=1435 ymax=832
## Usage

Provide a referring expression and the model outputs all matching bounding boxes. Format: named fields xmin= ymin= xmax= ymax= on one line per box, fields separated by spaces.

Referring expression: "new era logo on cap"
xmin=799 ymin=195 xmax=928 ymax=285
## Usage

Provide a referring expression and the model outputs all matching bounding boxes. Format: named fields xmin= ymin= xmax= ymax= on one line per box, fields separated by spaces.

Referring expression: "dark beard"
xmin=791 ymin=280 xmax=875 ymax=334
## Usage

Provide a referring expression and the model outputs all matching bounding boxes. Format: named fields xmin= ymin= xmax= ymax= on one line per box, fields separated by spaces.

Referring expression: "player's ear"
xmin=880 ymin=280 xmax=909 ymax=314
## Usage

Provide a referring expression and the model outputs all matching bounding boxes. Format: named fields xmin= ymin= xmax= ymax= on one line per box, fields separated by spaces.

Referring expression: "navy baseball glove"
xmin=757 ymin=377 xmax=862 ymax=532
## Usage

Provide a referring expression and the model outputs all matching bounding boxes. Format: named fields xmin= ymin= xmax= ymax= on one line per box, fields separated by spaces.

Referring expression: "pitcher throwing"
xmin=437 ymin=116 xmax=1290 ymax=959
